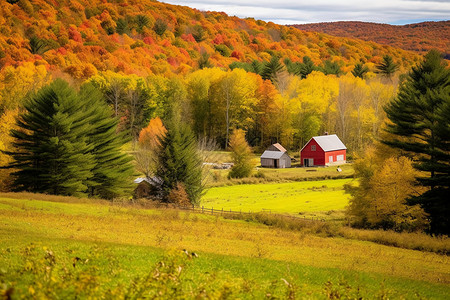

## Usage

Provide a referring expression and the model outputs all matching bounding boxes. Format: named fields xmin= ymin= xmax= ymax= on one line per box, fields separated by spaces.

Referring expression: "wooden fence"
xmin=173 ymin=204 xmax=325 ymax=222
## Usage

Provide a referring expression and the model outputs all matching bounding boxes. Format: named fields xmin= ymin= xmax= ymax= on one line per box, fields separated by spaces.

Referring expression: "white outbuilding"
xmin=260 ymin=143 xmax=291 ymax=168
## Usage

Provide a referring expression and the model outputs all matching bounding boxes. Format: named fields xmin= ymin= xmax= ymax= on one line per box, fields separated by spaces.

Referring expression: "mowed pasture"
xmin=202 ymin=178 xmax=353 ymax=219
xmin=204 ymin=152 xmax=354 ymax=187
xmin=1 ymin=194 xmax=449 ymax=299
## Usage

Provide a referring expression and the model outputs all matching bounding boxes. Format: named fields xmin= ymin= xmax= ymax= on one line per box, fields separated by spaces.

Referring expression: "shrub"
xmin=167 ymin=183 xmax=191 ymax=207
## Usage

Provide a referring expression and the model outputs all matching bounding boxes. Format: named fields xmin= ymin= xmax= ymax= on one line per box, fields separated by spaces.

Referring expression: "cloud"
xmin=161 ymin=0 xmax=450 ymax=24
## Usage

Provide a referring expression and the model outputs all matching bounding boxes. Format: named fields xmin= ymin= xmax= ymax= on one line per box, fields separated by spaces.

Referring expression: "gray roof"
xmin=134 ymin=177 xmax=162 ymax=185
xmin=260 ymin=150 xmax=287 ymax=159
xmin=304 ymin=134 xmax=346 ymax=152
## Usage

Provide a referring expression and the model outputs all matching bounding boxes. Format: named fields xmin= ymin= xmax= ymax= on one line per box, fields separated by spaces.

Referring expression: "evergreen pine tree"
xmin=383 ymin=50 xmax=450 ymax=234
xmin=9 ymin=80 xmax=95 ymax=196
xmin=155 ymin=118 xmax=203 ymax=205
xmin=80 ymin=84 xmax=135 ymax=199
xmin=251 ymin=60 xmax=263 ymax=75
xmin=352 ymin=63 xmax=369 ymax=79
xmin=376 ymin=55 xmax=399 ymax=78
xmin=321 ymin=60 xmax=342 ymax=76
xmin=299 ymin=56 xmax=316 ymax=79
xmin=261 ymin=56 xmax=284 ymax=83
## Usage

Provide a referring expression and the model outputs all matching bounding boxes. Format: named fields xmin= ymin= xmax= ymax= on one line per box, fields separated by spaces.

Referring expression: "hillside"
xmin=0 ymin=0 xmax=420 ymax=80
xmin=1 ymin=194 xmax=449 ymax=298
xmin=291 ymin=21 xmax=450 ymax=58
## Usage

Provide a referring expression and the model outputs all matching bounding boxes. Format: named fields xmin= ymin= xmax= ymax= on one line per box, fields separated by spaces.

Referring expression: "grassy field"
xmin=202 ymin=178 xmax=353 ymax=219
xmin=204 ymin=151 xmax=354 ymax=187
xmin=1 ymin=193 xmax=449 ymax=299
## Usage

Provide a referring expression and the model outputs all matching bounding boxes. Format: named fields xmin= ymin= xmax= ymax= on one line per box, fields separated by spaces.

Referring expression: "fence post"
xmin=202 ymin=206 xmax=204 ymax=213
xmin=212 ymin=207 xmax=214 ymax=215
xmin=222 ymin=208 xmax=223 ymax=215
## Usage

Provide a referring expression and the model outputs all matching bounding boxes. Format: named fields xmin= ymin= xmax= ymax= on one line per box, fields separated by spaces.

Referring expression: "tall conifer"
xmin=384 ymin=50 xmax=450 ymax=234
xmin=155 ymin=109 xmax=203 ymax=205
xmin=9 ymin=80 xmax=95 ymax=196
xmin=8 ymin=80 xmax=134 ymax=199
xmin=80 ymin=84 xmax=134 ymax=199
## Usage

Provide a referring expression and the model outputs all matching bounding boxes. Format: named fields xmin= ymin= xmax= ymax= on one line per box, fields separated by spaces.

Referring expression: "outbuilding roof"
xmin=261 ymin=150 xmax=286 ymax=159
xmin=134 ymin=177 xmax=162 ymax=185
xmin=301 ymin=134 xmax=347 ymax=152
xmin=271 ymin=143 xmax=287 ymax=152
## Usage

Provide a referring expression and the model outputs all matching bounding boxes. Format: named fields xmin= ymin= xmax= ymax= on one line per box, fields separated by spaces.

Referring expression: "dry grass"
xmin=228 ymin=212 xmax=450 ymax=255
xmin=1 ymin=195 xmax=449 ymax=286
xmin=339 ymin=227 xmax=450 ymax=255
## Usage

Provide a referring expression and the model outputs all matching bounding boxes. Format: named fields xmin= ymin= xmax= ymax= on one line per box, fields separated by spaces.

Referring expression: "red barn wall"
xmin=325 ymin=149 xmax=346 ymax=164
xmin=301 ymin=139 xmax=325 ymax=166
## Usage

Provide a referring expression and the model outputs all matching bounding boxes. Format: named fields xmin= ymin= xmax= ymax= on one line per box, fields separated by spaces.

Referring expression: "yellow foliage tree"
xmin=228 ymin=129 xmax=254 ymax=179
xmin=0 ymin=62 xmax=50 ymax=111
xmin=346 ymin=147 xmax=428 ymax=231
xmin=135 ymin=117 xmax=167 ymax=178
xmin=0 ymin=109 xmax=18 ymax=191
xmin=367 ymin=156 xmax=428 ymax=230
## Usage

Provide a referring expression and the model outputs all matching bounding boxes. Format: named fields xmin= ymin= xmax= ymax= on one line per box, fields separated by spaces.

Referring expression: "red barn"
xmin=300 ymin=134 xmax=346 ymax=167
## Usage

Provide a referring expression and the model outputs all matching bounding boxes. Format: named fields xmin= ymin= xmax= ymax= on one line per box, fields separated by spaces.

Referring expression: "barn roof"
xmin=261 ymin=150 xmax=287 ymax=159
xmin=301 ymin=134 xmax=347 ymax=152
xmin=270 ymin=143 xmax=287 ymax=152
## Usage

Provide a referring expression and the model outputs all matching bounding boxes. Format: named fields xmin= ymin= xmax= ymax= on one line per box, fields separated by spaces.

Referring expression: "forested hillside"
xmin=0 ymin=0 xmax=419 ymax=79
xmin=292 ymin=21 xmax=450 ymax=57
xmin=0 ymin=0 xmax=435 ymax=195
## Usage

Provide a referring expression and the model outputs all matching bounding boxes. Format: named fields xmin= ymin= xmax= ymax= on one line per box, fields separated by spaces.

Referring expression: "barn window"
xmin=311 ymin=145 xmax=316 ymax=151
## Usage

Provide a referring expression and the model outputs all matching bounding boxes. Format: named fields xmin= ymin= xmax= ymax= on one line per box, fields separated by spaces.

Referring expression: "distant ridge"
xmin=0 ymin=0 xmax=419 ymax=79
xmin=291 ymin=21 xmax=450 ymax=58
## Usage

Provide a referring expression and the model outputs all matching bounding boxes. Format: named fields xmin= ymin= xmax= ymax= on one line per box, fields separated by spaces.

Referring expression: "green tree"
xmin=283 ymin=58 xmax=301 ymax=75
xmin=376 ymin=55 xmax=399 ymax=78
xmin=251 ymin=60 xmax=264 ymax=75
xmin=383 ymin=50 xmax=450 ymax=234
xmin=352 ymin=63 xmax=369 ymax=79
xmin=228 ymin=129 xmax=254 ymax=178
xmin=80 ymin=84 xmax=134 ymax=199
xmin=136 ymin=15 xmax=151 ymax=33
xmin=27 ymin=36 xmax=48 ymax=55
xmin=116 ymin=18 xmax=130 ymax=35
xmin=198 ymin=52 xmax=212 ymax=69
xmin=321 ymin=60 xmax=342 ymax=76
xmin=298 ymin=56 xmax=316 ymax=79
xmin=261 ymin=56 xmax=284 ymax=83
xmin=7 ymin=80 xmax=134 ymax=199
xmin=153 ymin=18 xmax=168 ymax=36
xmin=155 ymin=118 xmax=203 ymax=205
xmin=8 ymin=80 xmax=95 ymax=196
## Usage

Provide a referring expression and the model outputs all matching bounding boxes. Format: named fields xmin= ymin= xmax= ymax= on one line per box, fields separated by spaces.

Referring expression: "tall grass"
xmin=226 ymin=212 xmax=450 ymax=255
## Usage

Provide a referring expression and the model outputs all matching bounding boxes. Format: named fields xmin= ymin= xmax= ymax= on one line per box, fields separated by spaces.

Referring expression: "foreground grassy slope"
xmin=202 ymin=178 xmax=353 ymax=218
xmin=1 ymin=194 xmax=449 ymax=298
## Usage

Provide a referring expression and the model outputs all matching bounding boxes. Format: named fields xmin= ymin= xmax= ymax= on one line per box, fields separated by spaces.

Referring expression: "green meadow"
xmin=1 ymin=194 xmax=449 ymax=299
xmin=202 ymin=178 xmax=353 ymax=218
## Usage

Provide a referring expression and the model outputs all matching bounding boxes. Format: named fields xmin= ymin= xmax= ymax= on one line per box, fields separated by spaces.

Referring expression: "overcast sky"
xmin=162 ymin=0 xmax=450 ymax=25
